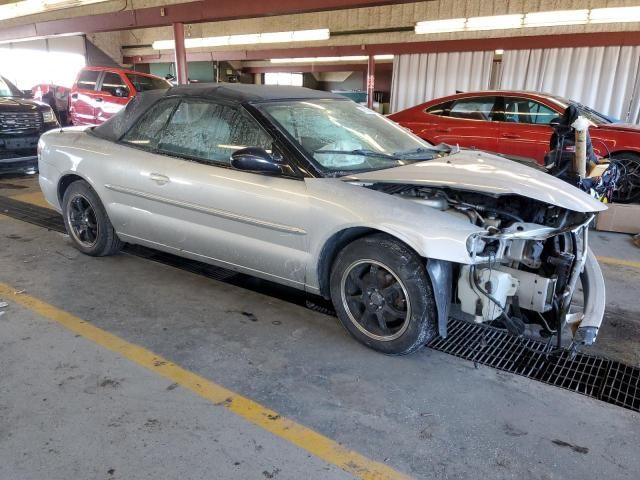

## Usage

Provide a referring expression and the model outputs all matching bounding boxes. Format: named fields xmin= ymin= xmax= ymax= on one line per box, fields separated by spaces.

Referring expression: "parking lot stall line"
xmin=0 ymin=281 xmax=410 ymax=480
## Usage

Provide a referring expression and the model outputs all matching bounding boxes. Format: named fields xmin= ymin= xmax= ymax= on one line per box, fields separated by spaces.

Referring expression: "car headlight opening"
xmin=42 ymin=107 xmax=56 ymax=123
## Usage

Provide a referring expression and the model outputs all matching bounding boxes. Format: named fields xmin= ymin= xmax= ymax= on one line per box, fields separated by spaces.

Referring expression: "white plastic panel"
xmin=390 ymin=51 xmax=494 ymax=112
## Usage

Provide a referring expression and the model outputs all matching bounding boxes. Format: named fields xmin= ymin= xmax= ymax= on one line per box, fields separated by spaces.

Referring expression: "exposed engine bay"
xmin=368 ymin=183 xmax=598 ymax=345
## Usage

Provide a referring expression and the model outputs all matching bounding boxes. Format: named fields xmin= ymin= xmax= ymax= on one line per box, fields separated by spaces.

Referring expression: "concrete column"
xmin=367 ymin=55 xmax=375 ymax=109
xmin=173 ymin=22 xmax=188 ymax=85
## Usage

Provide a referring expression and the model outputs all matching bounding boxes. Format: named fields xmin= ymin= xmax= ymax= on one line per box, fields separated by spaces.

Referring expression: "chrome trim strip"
xmin=104 ymin=184 xmax=307 ymax=235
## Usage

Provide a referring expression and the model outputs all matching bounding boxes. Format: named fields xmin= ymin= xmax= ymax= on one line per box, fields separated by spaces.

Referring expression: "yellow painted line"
xmin=596 ymin=256 xmax=640 ymax=270
xmin=0 ymin=282 xmax=410 ymax=480
xmin=10 ymin=191 xmax=52 ymax=210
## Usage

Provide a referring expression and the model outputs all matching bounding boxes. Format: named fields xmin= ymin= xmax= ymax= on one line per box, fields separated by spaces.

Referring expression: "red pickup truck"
xmin=69 ymin=66 xmax=171 ymax=126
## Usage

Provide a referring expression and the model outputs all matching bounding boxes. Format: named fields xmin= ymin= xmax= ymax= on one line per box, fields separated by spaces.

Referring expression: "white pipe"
xmin=571 ymin=116 xmax=590 ymax=178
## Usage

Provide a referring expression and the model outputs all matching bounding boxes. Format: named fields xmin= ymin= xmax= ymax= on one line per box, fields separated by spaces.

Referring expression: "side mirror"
xmin=231 ymin=147 xmax=282 ymax=174
xmin=21 ymin=90 xmax=34 ymax=99
xmin=549 ymin=117 xmax=561 ymax=127
xmin=114 ymin=87 xmax=129 ymax=98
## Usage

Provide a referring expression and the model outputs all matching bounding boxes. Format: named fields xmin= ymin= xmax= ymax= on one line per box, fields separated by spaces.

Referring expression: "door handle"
xmin=149 ymin=173 xmax=170 ymax=185
xmin=501 ymin=133 xmax=521 ymax=139
xmin=435 ymin=128 xmax=452 ymax=133
xmin=95 ymin=97 xmax=103 ymax=103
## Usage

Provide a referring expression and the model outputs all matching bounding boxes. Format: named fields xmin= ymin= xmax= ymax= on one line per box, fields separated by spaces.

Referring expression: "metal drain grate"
xmin=0 ymin=195 xmax=65 ymax=231
xmin=428 ymin=319 xmax=639 ymax=410
xmin=1 ymin=195 xmax=638 ymax=412
xmin=600 ymin=362 xmax=640 ymax=411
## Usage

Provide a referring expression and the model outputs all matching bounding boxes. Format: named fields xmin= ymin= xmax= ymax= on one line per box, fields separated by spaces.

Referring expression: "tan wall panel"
xmin=87 ymin=31 xmax=124 ymax=63
xmin=3 ymin=0 xmax=640 ymax=58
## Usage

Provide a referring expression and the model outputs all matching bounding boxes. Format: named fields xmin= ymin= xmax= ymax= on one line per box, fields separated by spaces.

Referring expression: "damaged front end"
xmin=465 ymin=216 xmax=605 ymax=345
xmin=371 ymin=183 xmax=606 ymax=346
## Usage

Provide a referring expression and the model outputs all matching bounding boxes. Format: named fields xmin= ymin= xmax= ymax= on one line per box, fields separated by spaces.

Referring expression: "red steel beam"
xmin=242 ymin=63 xmax=393 ymax=74
xmin=124 ymin=31 xmax=640 ymax=64
xmin=173 ymin=22 xmax=188 ymax=84
xmin=366 ymin=55 xmax=375 ymax=108
xmin=0 ymin=0 xmax=421 ymax=42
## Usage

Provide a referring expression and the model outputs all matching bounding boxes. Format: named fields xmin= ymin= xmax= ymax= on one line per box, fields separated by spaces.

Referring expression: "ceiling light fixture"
xmin=415 ymin=6 xmax=640 ymax=35
xmin=0 ymin=0 xmax=109 ymax=22
xmin=414 ymin=18 xmax=466 ymax=34
xmin=465 ymin=14 xmax=524 ymax=31
xmin=589 ymin=6 xmax=640 ymax=23
xmin=152 ymin=28 xmax=330 ymax=50
xmin=270 ymin=54 xmax=393 ymax=63
xmin=524 ymin=9 xmax=589 ymax=27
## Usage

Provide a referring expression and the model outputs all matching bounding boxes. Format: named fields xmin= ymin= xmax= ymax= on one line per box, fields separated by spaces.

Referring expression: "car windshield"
xmin=549 ymin=95 xmax=613 ymax=125
xmin=0 ymin=76 xmax=20 ymax=97
xmin=259 ymin=99 xmax=439 ymax=175
xmin=126 ymin=73 xmax=171 ymax=92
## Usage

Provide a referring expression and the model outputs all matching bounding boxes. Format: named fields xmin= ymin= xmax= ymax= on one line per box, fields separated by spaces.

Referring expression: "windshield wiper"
xmin=314 ymin=149 xmax=400 ymax=161
xmin=393 ymin=143 xmax=457 ymax=157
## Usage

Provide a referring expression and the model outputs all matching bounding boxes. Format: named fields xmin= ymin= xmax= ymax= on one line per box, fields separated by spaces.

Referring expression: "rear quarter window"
xmin=121 ymin=98 xmax=180 ymax=150
xmin=425 ymin=101 xmax=453 ymax=116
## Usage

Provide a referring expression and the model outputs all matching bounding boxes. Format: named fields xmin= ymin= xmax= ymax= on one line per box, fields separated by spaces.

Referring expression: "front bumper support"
xmin=572 ymin=249 xmax=606 ymax=345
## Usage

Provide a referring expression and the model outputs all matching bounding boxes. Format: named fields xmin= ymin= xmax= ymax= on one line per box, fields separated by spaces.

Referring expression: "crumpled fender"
xmin=304 ymin=178 xmax=483 ymax=288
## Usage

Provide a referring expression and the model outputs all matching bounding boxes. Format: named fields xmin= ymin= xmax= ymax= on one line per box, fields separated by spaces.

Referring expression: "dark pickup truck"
xmin=1 ymin=75 xmax=59 ymax=175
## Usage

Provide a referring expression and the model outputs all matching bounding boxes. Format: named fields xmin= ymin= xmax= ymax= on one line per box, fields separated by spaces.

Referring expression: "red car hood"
xmin=596 ymin=123 xmax=640 ymax=133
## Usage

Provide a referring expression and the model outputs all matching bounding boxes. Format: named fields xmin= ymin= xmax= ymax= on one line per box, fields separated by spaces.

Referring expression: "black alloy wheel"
xmin=330 ymin=233 xmax=438 ymax=355
xmin=67 ymin=194 xmax=99 ymax=248
xmin=62 ymin=179 xmax=123 ymax=256
xmin=340 ymin=259 xmax=411 ymax=341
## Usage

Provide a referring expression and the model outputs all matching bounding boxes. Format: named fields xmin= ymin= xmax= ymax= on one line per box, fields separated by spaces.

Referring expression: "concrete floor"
xmin=1 ymin=175 xmax=639 ymax=479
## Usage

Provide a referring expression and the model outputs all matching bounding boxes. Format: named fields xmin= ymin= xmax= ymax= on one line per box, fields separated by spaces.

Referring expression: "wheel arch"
xmin=316 ymin=225 xmax=456 ymax=340
xmin=57 ymin=172 xmax=91 ymax=206
xmin=607 ymin=149 xmax=640 ymax=158
xmin=316 ymin=226 xmax=427 ymax=299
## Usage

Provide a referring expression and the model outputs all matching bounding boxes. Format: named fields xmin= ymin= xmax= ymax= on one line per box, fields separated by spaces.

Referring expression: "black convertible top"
xmin=92 ymin=83 xmax=346 ymax=142
xmin=167 ymin=83 xmax=345 ymax=103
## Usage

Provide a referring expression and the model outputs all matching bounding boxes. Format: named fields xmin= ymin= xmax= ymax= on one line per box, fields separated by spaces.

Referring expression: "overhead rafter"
xmin=123 ymin=31 xmax=640 ymax=64
xmin=0 ymin=0 xmax=423 ymax=42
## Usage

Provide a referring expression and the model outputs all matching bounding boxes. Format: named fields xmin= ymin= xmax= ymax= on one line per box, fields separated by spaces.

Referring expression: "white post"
xmin=571 ymin=116 xmax=590 ymax=178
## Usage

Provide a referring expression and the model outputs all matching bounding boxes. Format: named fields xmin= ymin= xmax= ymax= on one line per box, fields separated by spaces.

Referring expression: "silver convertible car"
xmin=38 ymin=84 xmax=606 ymax=355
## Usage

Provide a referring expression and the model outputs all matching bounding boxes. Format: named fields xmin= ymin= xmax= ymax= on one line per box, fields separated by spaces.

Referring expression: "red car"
xmin=69 ymin=66 xmax=171 ymax=126
xmin=389 ymin=90 xmax=640 ymax=169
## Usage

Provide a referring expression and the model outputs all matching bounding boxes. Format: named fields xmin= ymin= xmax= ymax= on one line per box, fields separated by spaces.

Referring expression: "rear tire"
xmin=329 ymin=233 xmax=437 ymax=355
xmin=62 ymin=180 xmax=123 ymax=256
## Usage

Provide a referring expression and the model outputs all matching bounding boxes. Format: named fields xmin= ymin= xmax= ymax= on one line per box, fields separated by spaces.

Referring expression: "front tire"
xmin=329 ymin=233 xmax=437 ymax=355
xmin=62 ymin=180 xmax=122 ymax=256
